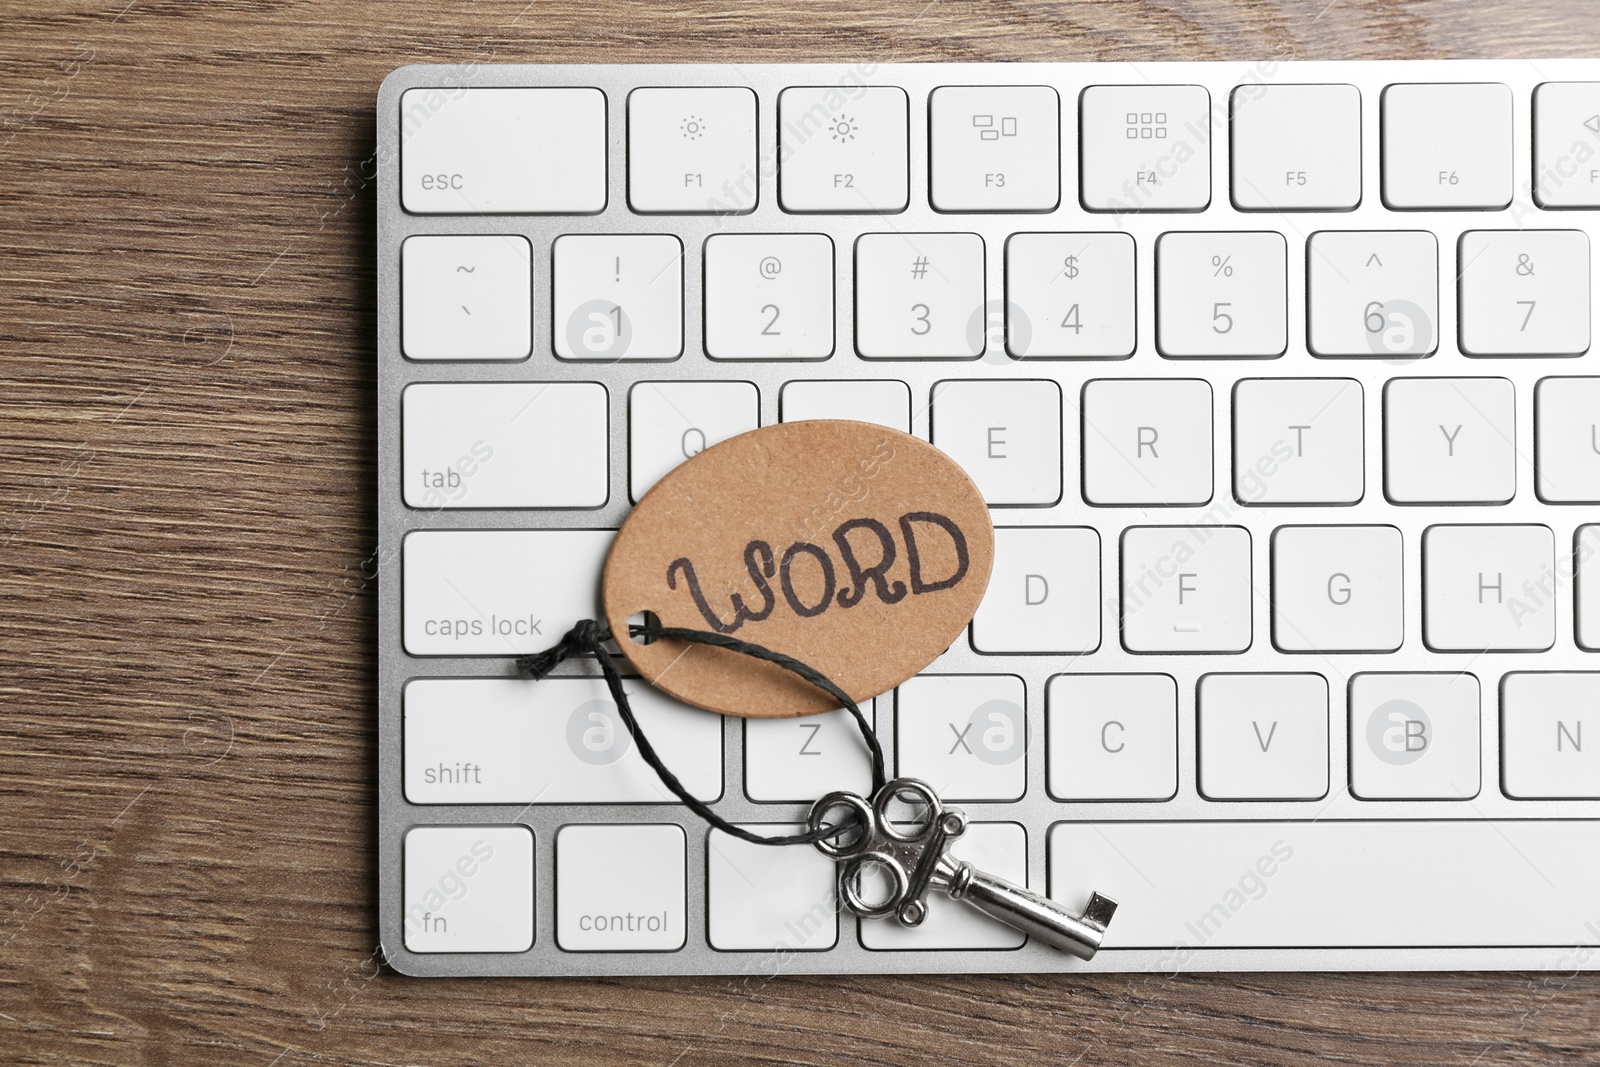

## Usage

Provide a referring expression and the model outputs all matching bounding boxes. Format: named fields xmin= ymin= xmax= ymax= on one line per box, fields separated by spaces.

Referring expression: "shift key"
xmin=403 ymin=529 xmax=612 ymax=655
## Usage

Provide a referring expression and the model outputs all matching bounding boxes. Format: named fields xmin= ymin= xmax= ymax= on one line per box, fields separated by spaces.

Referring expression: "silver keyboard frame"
xmin=377 ymin=59 xmax=1600 ymax=977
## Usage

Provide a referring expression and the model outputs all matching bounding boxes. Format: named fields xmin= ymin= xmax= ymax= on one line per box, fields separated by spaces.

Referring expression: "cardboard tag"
xmin=603 ymin=420 xmax=994 ymax=718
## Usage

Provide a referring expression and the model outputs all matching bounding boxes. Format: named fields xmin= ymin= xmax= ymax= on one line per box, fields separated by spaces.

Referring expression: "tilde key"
xmin=808 ymin=777 xmax=1118 ymax=958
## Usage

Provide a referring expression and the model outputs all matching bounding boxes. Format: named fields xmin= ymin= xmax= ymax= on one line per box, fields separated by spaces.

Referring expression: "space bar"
xmin=1049 ymin=821 xmax=1600 ymax=948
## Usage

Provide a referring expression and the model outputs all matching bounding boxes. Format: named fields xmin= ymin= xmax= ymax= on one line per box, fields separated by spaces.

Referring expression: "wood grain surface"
xmin=4 ymin=1 xmax=1600 ymax=1064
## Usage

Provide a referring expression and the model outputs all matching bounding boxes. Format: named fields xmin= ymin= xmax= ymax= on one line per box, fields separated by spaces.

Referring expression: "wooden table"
xmin=3 ymin=1 xmax=1600 ymax=1063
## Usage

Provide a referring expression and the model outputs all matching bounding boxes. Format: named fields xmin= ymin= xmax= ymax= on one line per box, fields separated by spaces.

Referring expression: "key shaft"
xmin=942 ymin=859 xmax=1117 ymax=960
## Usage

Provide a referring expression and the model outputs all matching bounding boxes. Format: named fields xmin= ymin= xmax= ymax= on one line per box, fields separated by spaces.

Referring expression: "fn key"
xmin=404 ymin=826 xmax=534 ymax=953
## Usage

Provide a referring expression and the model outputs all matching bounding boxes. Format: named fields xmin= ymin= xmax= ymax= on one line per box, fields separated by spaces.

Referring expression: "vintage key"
xmin=808 ymin=777 xmax=1118 ymax=959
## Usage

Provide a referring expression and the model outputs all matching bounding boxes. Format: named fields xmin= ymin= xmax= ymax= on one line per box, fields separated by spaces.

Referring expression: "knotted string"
xmin=517 ymin=615 xmax=887 ymax=847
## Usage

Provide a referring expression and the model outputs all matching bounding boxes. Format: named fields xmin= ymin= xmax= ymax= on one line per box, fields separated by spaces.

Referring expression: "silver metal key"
xmin=808 ymin=777 xmax=1117 ymax=959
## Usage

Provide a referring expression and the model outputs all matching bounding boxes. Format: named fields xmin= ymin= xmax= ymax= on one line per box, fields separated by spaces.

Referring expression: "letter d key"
xmin=808 ymin=777 xmax=1117 ymax=959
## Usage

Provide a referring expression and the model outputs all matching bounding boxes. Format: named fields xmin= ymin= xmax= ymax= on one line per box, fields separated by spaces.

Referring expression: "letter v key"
xmin=1253 ymin=720 xmax=1278 ymax=752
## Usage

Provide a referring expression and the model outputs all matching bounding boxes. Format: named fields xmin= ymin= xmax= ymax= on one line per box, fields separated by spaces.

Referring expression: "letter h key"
xmin=808 ymin=777 xmax=1117 ymax=958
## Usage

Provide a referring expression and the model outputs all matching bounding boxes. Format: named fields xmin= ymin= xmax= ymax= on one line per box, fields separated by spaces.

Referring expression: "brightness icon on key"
xmin=830 ymin=115 xmax=857 ymax=142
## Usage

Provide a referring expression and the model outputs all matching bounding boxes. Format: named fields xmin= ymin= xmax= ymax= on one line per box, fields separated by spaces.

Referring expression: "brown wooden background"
xmin=4 ymin=1 xmax=1600 ymax=1064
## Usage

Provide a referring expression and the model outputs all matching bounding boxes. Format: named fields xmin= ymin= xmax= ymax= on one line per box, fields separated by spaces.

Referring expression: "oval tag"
xmin=603 ymin=420 xmax=994 ymax=718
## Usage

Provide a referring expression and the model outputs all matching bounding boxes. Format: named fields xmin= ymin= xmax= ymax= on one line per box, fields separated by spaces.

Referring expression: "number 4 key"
xmin=1004 ymin=232 xmax=1136 ymax=358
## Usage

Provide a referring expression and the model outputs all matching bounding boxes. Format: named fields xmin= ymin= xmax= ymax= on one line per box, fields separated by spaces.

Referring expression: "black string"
xmin=517 ymin=616 xmax=887 ymax=847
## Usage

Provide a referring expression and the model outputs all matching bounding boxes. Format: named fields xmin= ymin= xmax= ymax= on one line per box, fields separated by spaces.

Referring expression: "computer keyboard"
xmin=376 ymin=60 xmax=1600 ymax=977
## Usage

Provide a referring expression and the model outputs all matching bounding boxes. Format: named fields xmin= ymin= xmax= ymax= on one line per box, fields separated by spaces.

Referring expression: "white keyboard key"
xmin=1197 ymin=673 xmax=1329 ymax=800
xmin=402 ymin=383 xmax=608 ymax=509
xmin=1233 ymin=378 xmax=1364 ymax=504
xmin=1348 ymin=672 xmax=1480 ymax=800
xmin=401 ymin=235 xmax=532 ymax=361
xmin=929 ymin=85 xmax=1060 ymax=212
xmin=629 ymin=380 xmax=758 ymax=501
xmin=406 ymin=682 xmax=536 ymax=805
xmin=1581 ymin=525 xmax=1600 ymax=651
xmin=780 ymin=379 xmax=910 ymax=432
xmin=856 ymin=232 xmax=985 ymax=359
xmin=1080 ymin=84 xmax=1211 ymax=212
xmin=403 ymin=677 xmax=721 ymax=804
xmin=1121 ymin=526 xmax=1252 ymax=653
xmin=971 ymin=527 xmax=1100 ymax=653
xmin=861 ymin=823 xmax=1025 ymax=950
xmin=930 ymin=379 xmax=1061 ymax=505
xmin=1502 ymin=673 xmax=1600 ymax=799
xmin=704 ymin=233 xmax=834 ymax=360
xmin=556 ymin=825 xmax=685 ymax=951
xmin=1537 ymin=377 xmax=1600 ymax=502
xmin=404 ymin=826 xmax=533 ymax=953
xmin=1384 ymin=377 xmax=1515 ymax=504
xmin=779 ymin=86 xmax=909 ymax=213
xmin=628 ymin=86 xmax=757 ymax=213
xmin=1230 ymin=84 xmax=1362 ymax=211
xmin=1459 ymin=230 xmax=1591 ymax=356
xmin=1156 ymin=231 xmax=1287 ymax=357
xmin=401 ymin=87 xmax=606 ymax=214
xmin=745 ymin=705 xmax=876 ymax=802
xmin=1082 ymin=378 xmax=1212 ymax=505
xmin=1004 ymin=232 xmax=1135 ymax=358
xmin=1382 ymin=82 xmax=1512 ymax=209
xmin=553 ymin=234 xmax=683 ymax=361
xmin=1052 ymin=819 xmax=1600 ymax=948
xmin=1271 ymin=526 xmax=1404 ymax=653
xmin=896 ymin=675 xmax=1026 ymax=801
xmin=1307 ymin=230 xmax=1438 ymax=357
xmin=1046 ymin=673 xmax=1177 ymax=801
xmin=1423 ymin=525 xmax=1557 ymax=652
xmin=707 ymin=825 xmax=838 ymax=950
xmin=1534 ymin=82 xmax=1600 ymax=207
xmin=402 ymin=529 xmax=610 ymax=655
